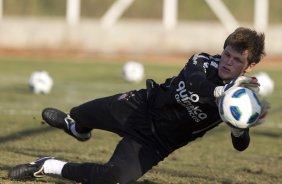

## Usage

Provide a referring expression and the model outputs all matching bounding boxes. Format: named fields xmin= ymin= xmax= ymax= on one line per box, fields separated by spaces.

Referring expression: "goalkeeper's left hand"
xmin=251 ymin=98 xmax=270 ymax=127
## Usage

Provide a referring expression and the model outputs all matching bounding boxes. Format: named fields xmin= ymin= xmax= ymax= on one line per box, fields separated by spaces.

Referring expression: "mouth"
xmin=222 ymin=66 xmax=231 ymax=72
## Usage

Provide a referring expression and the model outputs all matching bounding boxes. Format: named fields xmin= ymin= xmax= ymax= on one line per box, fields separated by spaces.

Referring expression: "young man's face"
xmin=218 ymin=46 xmax=256 ymax=82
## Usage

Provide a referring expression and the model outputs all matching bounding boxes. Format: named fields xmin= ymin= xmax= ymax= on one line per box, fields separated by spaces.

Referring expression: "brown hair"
xmin=223 ymin=27 xmax=265 ymax=64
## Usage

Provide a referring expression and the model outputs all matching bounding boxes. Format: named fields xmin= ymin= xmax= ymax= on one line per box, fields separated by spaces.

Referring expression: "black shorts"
xmin=70 ymin=89 xmax=156 ymax=144
xmin=67 ymin=89 xmax=169 ymax=183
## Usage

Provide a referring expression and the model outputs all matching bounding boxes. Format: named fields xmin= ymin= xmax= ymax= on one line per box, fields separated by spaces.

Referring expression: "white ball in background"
xmin=122 ymin=61 xmax=144 ymax=83
xmin=28 ymin=70 xmax=53 ymax=95
xmin=254 ymin=72 xmax=274 ymax=97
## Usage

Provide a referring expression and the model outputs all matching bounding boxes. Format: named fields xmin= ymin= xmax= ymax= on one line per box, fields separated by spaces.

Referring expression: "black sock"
xmin=75 ymin=125 xmax=92 ymax=134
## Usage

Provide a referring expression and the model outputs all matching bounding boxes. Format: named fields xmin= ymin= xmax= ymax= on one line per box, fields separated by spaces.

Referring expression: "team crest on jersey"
xmin=210 ymin=61 xmax=218 ymax=68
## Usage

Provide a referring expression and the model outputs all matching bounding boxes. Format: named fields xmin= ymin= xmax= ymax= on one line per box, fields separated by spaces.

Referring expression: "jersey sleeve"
xmin=231 ymin=129 xmax=250 ymax=151
xmin=181 ymin=53 xmax=218 ymax=97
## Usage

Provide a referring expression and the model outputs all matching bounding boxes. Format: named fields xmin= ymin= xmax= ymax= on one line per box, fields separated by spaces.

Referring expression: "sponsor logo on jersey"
xmin=175 ymin=81 xmax=207 ymax=122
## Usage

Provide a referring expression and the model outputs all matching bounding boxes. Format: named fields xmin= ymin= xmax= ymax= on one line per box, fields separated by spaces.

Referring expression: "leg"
xmin=42 ymin=90 xmax=147 ymax=140
xmin=41 ymin=93 xmax=132 ymax=141
xmin=42 ymin=108 xmax=91 ymax=141
xmin=70 ymin=90 xmax=147 ymax=135
xmin=61 ymin=137 xmax=161 ymax=184
xmin=8 ymin=138 xmax=163 ymax=184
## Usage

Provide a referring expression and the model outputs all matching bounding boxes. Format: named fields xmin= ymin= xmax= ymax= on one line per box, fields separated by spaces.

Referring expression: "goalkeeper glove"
xmin=251 ymin=98 xmax=270 ymax=127
xmin=214 ymin=76 xmax=260 ymax=98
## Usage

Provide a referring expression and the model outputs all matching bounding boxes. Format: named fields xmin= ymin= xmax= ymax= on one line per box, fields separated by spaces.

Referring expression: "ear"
xmin=245 ymin=62 xmax=256 ymax=73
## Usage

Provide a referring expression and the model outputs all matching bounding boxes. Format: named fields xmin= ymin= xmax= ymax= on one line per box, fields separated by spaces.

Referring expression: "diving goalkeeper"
xmin=9 ymin=27 xmax=269 ymax=184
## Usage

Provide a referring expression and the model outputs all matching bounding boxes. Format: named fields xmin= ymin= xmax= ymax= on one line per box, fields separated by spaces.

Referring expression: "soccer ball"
xmin=218 ymin=87 xmax=261 ymax=129
xmin=122 ymin=61 xmax=144 ymax=83
xmin=254 ymin=72 xmax=274 ymax=97
xmin=28 ymin=70 xmax=53 ymax=94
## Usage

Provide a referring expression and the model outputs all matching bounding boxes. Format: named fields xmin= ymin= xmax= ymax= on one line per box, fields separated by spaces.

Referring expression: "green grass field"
xmin=0 ymin=56 xmax=281 ymax=184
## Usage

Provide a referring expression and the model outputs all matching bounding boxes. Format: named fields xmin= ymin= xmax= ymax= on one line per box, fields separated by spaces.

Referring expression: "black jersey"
xmin=148 ymin=53 xmax=225 ymax=152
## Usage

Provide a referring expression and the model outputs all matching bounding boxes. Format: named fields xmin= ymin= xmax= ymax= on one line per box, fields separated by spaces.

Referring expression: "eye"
xmin=224 ymin=51 xmax=230 ymax=57
xmin=235 ymin=58 xmax=244 ymax=64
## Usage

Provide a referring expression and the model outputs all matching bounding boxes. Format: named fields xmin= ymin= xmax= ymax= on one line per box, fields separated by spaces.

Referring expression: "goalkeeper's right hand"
xmin=250 ymin=98 xmax=270 ymax=127
xmin=214 ymin=76 xmax=260 ymax=98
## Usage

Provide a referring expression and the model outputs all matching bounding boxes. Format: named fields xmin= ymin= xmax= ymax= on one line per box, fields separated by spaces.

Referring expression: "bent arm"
xmin=182 ymin=53 xmax=220 ymax=97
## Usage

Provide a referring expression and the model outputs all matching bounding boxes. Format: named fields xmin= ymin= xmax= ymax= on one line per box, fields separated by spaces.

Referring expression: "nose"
xmin=226 ymin=58 xmax=233 ymax=65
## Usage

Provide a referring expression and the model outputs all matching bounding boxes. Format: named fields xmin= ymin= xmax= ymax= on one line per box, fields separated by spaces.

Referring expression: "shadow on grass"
xmin=0 ymin=126 xmax=53 ymax=144
xmin=0 ymin=165 xmax=10 ymax=172
xmin=150 ymin=167 xmax=232 ymax=184
xmin=119 ymin=180 xmax=156 ymax=184
xmin=253 ymin=130 xmax=282 ymax=138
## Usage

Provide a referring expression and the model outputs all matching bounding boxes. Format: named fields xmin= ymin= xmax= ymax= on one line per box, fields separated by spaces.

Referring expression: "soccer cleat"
xmin=42 ymin=108 xmax=91 ymax=141
xmin=8 ymin=156 xmax=54 ymax=180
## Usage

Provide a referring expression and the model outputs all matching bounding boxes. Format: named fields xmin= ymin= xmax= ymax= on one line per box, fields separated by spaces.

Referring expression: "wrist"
xmin=231 ymin=127 xmax=245 ymax=137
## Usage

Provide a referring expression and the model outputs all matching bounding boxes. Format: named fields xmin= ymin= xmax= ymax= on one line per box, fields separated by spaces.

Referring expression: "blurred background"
xmin=0 ymin=0 xmax=281 ymax=57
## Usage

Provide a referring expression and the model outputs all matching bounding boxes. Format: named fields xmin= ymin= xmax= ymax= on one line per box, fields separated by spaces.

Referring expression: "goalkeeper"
xmin=9 ymin=27 xmax=269 ymax=184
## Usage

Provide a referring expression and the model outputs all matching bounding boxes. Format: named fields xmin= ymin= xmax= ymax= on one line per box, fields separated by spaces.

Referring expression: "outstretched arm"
xmin=229 ymin=98 xmax=270 ymax=151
